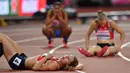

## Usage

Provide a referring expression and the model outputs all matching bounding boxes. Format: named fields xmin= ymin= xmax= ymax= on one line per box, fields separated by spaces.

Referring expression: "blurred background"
xmin=0 ymin=0 xmax=130 ymax=26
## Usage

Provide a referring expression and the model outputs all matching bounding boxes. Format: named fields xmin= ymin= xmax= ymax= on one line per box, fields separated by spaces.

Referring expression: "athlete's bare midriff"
xmin=25 ymin=55 xmax=39 ymax=69
xmin=97 ymin=39 xmax=114 ymax=44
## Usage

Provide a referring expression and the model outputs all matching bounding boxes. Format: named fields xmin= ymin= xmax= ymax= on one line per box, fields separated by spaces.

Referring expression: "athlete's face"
xmin=60 ymin=55 xmax=74 ymax=65
xmin=53 ymin=5 xmax=61 ymax=13
xmin=99 ymin=18 xmax=107 ymax=25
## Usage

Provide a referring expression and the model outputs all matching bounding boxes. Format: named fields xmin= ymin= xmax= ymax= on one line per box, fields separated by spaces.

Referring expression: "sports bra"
xmin=95 ymin=20 xmax=114 ymax=40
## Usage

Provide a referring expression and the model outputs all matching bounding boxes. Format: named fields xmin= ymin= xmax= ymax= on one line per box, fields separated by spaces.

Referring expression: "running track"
xmin=0 ymin=21 xmax=130 ymax=73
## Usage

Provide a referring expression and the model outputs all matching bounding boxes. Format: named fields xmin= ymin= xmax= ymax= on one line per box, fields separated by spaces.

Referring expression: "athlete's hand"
xmin=86 ymin=46 xmax=89 ymax=50
xmin=116 ymin=46 xmax=121 ymax=53
xmin=68 ymin=67 xmax=75 ymax=71
xmin=47 ymin=24 xmax=53 ymax=28
xmin=46 ymin=53 xmax=53 ymax=59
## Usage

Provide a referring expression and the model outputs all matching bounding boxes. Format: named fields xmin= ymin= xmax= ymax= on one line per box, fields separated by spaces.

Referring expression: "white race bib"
xmin=13 ymin=57 xmax=22 ymax=66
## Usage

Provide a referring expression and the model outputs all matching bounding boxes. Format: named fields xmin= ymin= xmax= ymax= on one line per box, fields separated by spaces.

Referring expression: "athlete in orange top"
xmin=78 ymin=10 xmax=125 ymax=57
xmin=42 ymin=2 xmax=72 ymax=48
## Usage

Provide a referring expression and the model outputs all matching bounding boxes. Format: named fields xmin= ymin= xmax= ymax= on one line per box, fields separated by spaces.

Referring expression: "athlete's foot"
xmin=63 ymin=43 xmax=68 ymax=48
xmin=63 ymin=40 xmax=68 ymax=48
xmin=48 ymin=43 xmax=53 ymax=48
xmin=48 ymin=40 xmax=53 ymax=48
xmin=97 ymin=46 xmax=108 ymax=57
xmin=78 ymin=48 xmax=92 ymax=57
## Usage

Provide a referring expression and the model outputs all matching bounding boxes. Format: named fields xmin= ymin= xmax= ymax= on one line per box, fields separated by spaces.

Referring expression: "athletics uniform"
xmin=0 ymin=43 xmax=3 ymax=57
xmin=8 ymin=53 xmax=27 ymax=70
xmin=95 ymin=20 xmax=115 ymax=48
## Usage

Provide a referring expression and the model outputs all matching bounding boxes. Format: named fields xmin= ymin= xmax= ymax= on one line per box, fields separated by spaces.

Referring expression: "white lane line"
xmin=49 ymin=37 xmax=130 ymax=73
xmin=8 ymin=33 xmax=39 ymax=37
xmin=76 ymin=70 xmax=86 ymax=73
xmin=49 ymin=38 xmax=96 ymax=73
xmin=0 ymin=28 xmax=40 ymax=32
xmin=49 ymin=37 xmax=96 ymax=54
xmin=16 ymin=36 xmax=46 ymax=43
xmin=118 ymin=42 xmax=130 ymax=62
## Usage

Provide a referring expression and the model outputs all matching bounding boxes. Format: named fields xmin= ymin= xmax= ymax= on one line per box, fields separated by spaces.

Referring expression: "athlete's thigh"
xmin=88 ymin=45 xmax=101 ymax=55
xmin=5 ymin=36 xmax=23 ymax=54
xmin=94 ymin=45 xmax=102 ymax=53
xmin=108 ymin=46 xmax=117 ymax=54
xmin=103 ymin=46 xmax=116 ymax=56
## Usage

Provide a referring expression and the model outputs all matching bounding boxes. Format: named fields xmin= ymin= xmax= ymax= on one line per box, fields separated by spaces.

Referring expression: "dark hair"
xmin=60 ymin=56 xmax=79 ymax=70
xmin=69 ymin=56 xmax=78 ymax=67
xmin=53 ymin=2 xmax=61 ymax=7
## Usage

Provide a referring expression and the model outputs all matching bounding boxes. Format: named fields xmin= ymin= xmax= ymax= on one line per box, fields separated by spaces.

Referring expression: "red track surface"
xmin=0 ymin=21 xmax=130 ymax=73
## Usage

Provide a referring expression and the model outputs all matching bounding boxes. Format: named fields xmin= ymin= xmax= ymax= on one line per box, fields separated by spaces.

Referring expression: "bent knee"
xmin=108 ymin=46 xmax=117 ymax=54
xmin=88 ymin=45 xmax=101 ymax=55
xmin=103 ymin=46 xmax=116 ymax=56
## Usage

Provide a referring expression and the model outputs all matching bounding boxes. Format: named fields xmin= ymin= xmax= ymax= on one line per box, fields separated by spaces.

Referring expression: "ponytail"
xmin=97 ymin=10 xmax=107 ymax=20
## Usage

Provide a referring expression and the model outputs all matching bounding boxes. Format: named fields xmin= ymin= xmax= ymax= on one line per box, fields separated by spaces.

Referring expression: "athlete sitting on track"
xmin=78 ymin=10 xmax=125 ymax=57
xmin=0 ymin=33 xmax=83 ymax=71
xmin=42 ymin=2 xmax=72 ymax=48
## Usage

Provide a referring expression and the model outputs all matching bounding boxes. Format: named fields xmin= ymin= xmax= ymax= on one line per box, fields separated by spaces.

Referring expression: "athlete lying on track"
xmin=0 ymin=33 xmax=83 ymax=71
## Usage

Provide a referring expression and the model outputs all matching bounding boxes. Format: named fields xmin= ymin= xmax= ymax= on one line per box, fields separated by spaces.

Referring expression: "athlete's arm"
xmin=32 ymin=53 xmax=53 ymax=70
xmin=86 ymin=20 xmax=96 ymax=50
xmin=58 ymin=10 xmax=68 ymax=27
xmin=110 ymin=21 xmax=125 ymax=52
xmin=32 ymin=56 xmax=48 ymax=70
xmin=67 ymin=63 xmax=84 ymax=71
xmin=45 ymin=10 xmax=56 ymax=27
xmin=38 ymin=61 xmax=58 ymax=71
xmin=74 ymin=63 xmax=84 ymax=70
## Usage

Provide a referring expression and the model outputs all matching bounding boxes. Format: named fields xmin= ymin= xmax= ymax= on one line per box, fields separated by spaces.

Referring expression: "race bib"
xmin=13 ymin=57 xmax=22 ymax=66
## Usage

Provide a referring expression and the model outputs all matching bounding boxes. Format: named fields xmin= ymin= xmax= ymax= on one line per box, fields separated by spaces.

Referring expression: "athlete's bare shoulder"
xmin=90 ymin=19 xmax=97 ymax=27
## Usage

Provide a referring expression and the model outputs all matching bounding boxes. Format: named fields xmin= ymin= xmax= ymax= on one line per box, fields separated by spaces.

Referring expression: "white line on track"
xmin=118 ymin=42 xmax=130 ymax=62
xmin=13 ymin=32 xmax=130 ymax=73
xmin=8 ymin=32 xmax=39 ymax=37
xmin=16 ymin=36 xmax=46 ymax=43
xmin=49 ymin=37 xmax=130 ymax=73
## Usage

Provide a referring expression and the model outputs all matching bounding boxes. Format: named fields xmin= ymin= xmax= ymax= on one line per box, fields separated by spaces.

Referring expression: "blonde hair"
xmin=97 ymin=10 xmax=108 ymax=20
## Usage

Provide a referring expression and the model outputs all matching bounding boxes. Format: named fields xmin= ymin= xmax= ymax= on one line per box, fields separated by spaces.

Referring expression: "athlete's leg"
xmin=62 ymin=26 xmax=72 ymax=44
xmin=42 ymin=25 xmax=55 ymax=38
xmin=88 ymin=45 xmax=102 ymax=55
xmin=103 ymin=46 xmax=116 ymax=56
xmin=5 ymin=36 xmax=23 ymax=54
xmin=0 ymin=33 xmax=18 ymax=61
xmin=42 ymin=25 xmax=55 ymax=47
